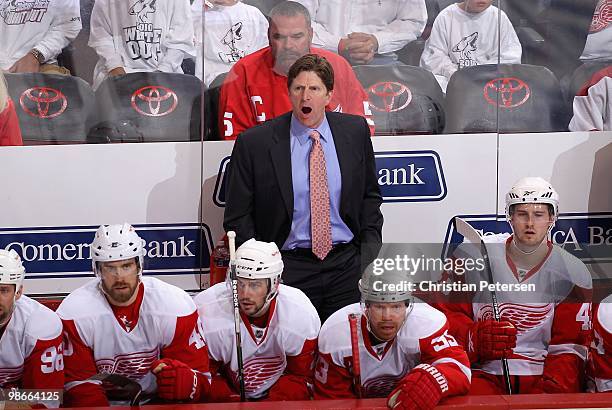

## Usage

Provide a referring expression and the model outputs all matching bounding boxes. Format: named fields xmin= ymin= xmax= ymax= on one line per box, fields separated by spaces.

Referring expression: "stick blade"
xmin=454 ymin=217 xmax=482 ymax=244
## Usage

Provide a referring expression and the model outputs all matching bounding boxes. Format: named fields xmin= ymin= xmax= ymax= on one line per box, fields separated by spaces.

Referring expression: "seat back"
xmin=353 ymin=64 xmax=445 ymax=135
xmin=93 ymin=72 xmax=204 ymax=142
xmin=204 ymin=72 xmax=228 ymax=141
xmin=444 ymin=64 xmax=569 ymax=133
xmin=5 ymin=73 xmax=96 ymax=144
xmin=567 ymin=60 xmax=612 ymax=101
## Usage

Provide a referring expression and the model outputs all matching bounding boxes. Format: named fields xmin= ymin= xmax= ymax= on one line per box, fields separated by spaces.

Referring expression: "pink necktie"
xmin=309 ymin=130 xmax=333 ymax=260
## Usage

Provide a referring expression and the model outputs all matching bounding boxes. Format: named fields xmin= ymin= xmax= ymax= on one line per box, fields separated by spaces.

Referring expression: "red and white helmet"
xmin=505 ymin=177 xmax=559 ymax=222
xmin=90 ymin=223 xmax=145 ymax=276
xmin=0 ymin=249 xmax=26 ymax=289
xmin=234 ymin=238 xmax=283 ymax=303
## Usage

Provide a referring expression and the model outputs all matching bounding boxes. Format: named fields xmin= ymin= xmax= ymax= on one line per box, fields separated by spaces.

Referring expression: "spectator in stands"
xmin=296 ymin=0 xmax=427 ymax=65
xmin=569 ymin=66 xmax=611 ymax=131
xmin=218 ymin=1 xmax=373 ymax=140
xmin=191 ymin=0 xmax=268 ymax=86
xmin=0 ymin=71 xmax=22 ymax=146
xmin=580 ymin=0 xmax=611 ymax=61
xmin=89 ymin=0 xmax=195 ymax=89
xmin=420 ymin=0 xmax=522 ymax=92
xmin=0 ymin=0 xmax=81 ymax=74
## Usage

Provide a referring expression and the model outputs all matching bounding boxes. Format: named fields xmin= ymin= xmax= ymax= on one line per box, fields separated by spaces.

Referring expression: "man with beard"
xmin=314 ymin=267 xmax=470 ymax=409
xmin=187 ymin=238 xmax=320 ymax=401
xmin=57 ymin=223 xmax=211 ymax=407
xmin=218 ymin=1 xmax=373 ymax=140
xmin=0 ymin=249 xmax=64 ymax=408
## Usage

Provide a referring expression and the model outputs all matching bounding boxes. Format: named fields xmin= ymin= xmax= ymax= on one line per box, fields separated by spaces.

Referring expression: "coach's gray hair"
xmin=269 ymin=1 xmax=311 ymax=27
xmin=0 ymin=71 xmax=7 ymax=113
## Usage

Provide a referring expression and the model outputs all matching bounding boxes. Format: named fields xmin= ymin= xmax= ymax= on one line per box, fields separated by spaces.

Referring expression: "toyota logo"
xmin=19 ymin=87 xmax=67 ymax=119
xmin=367 ymin=81 xmax=412 ymax=113
xmin=130 ymin=85 xmax=178 ymax=117
xmin=483 ymin=77 xmax=531 ymax=108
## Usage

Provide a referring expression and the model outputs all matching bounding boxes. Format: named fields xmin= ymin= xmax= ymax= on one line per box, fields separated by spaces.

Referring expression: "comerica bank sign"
xmin=0 ymin=224 xmax=213 ymax=279
xmin=214 ymin=151 xmax=448 ymax=207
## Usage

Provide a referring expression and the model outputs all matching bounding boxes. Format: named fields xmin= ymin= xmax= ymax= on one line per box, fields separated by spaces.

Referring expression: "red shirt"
xmin=219 ymin=46 xmax=374 ymax=140
xmin=0 ymin=99 xmax=23 ymax=146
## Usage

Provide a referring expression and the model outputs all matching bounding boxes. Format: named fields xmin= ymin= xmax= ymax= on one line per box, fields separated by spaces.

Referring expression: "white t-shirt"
xmin=191 ymin=0 xmax=268 ymax=86
xmin=0 ymin=0 xmax=81 ymax=70
xmin=420 ymin=4 xmax=521 ymax=92
xmin=89 ymin=0 xmax=196 ymax=89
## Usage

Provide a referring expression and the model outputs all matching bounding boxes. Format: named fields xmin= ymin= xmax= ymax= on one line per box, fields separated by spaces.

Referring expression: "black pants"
xmin=281 ymin=243 xmax=361 ymax=324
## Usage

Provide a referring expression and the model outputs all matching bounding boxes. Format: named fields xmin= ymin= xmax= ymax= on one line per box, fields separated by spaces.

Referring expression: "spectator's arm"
xmin=88 ymin=0 xmax=124 ymax=72
xmin=372 ymin=0 xmax=427 ymax=54
xmin=157 ymin=0 xmax=196 ymax=72
xmin=33 ymin=0 xmax=81 ymax=63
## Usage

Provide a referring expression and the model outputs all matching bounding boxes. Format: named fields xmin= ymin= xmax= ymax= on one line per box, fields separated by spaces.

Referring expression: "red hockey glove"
xmin=387 ymin=363 xmax=448 ymax=410
xmin=266 ymin=374 xmax=311 ymax=401
xmin=468 ymin=320 xmax=517 ymax=363
xmin=151 ymin=358 xmax=207 ymax=401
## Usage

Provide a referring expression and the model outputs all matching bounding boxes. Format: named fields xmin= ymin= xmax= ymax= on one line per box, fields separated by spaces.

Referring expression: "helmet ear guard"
xmin=90 ymin=223 xmax=145 ymax=277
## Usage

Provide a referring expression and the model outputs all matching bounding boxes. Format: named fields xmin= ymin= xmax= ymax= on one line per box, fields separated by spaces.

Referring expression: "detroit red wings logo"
xmin=0 ymin=365 xmax=23 ymax=385
xmin=477 ymin=304 xmax=553 ymax=333
xmin=363 ymin=374 xmax=403 ymax=397
xmin=238 ymin=356 xmax=285 ymax=393
xmin=589 ymin=0 xmax=612 ymax=33
xmin=96 ymin=347 xmax=159 ymax=379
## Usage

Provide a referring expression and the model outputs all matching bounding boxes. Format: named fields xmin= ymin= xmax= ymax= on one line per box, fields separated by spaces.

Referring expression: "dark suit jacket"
xmin=223 ymin=111 xmax=383 ymax=265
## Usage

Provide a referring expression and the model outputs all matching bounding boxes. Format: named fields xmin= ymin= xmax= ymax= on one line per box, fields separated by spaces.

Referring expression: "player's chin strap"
xmin=510 ymin=219 xmax=555 ymax=256
xmin=250 ymin=286 xmax=278 ymax=318
xmin=362 ymin=300 xmax=413 ymax=343
xmin=0 ymin=285 xmax=22 ymax=328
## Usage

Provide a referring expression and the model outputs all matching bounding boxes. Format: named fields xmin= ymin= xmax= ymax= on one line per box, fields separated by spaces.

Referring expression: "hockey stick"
xmin=88 ymin=373 xmax=144 ymax=405
xmin=227 ymin=231 xmax=246 ymax=402
xmin=348 ymin=313 xmax=362 ymax=398
xmin=454 ymin=217 xmax=513 ymax=395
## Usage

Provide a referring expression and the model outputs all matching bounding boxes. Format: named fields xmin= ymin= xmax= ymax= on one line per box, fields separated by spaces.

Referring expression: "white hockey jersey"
xmin=89 ymin=0 xmax=196 ymax=89
xmin=0 ymin=295 xmax=63 ymax=407
xmin=420 ymin=4 xmax=521 ymax=92
xmin=580 ymin=0 xmax=612 ymax=61
xmin=195 ymin=283 xmax=320 ymax=399
xmin=314 ymin=302 xmax=471 ymax=399
xmin=0 ymin=0 xmax=81 ymax=70
xmin=191 ymin=0 xmax=268 ymax=86
xmin=569 ymin=67 xmax=612 ymax=131
xmin=590 ymin=294 xmax=612 ymax=392
xmin=57 ymin=277 xmax=208 ymax=407
xmin=442 ymin=233 xmax=592 ymax=377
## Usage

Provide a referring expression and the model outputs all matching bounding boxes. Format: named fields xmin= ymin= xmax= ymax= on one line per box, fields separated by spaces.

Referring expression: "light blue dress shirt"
xmin=282 ymin=114 xmax=354 ymax=250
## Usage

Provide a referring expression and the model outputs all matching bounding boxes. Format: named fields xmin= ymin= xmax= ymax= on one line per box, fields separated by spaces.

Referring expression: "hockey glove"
xmin=387 ymin=363 xmax=448 ymax=410
xmin=468 ymin=320 xmax=517 ymax=363
xmin=152 ymin=358 xmax=207 ymax=402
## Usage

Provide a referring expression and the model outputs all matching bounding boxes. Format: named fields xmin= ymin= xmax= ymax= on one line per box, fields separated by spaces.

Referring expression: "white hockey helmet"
xmin=0 ymin=249 xmax=26 ymax=289
xmin=505 ymin=177 xmax=559 ymax=222
xmin=359 ymin=268 xmax=412 ymax=305
xmin=234 ymin=238 xmax=283 ymax=301
xmin=90 ymin=223 xmax=145 ymax=276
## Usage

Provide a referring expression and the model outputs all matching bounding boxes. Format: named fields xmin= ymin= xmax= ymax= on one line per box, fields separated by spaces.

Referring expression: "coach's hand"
xmin=468 ymin=319 xmax=517 ymax=363
xmin=387 ymin=364 xmax=446 ymax=410
xmin=152 ymin=358 xmax=206 ymax=402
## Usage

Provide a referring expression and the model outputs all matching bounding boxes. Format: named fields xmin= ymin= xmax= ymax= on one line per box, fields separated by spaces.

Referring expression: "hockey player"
xmin=569 ymin=66 xmax=612 ymax=131
xmin=589 ymin=294 xmax=612 ymax=392
xmin=191 ymin=0 xmax=268 ymax=86
xmin=0 ymin=249 xmax=64 ymax=408
xmin=438 ymin=177 xmax=593 ymax=394
xmin=420 ymin=0 xmax=521 ymax=92
xmin=314 ymin=268 xmax=471 ymax=409
xmin=0 ymin=0 xmax=81 ymax=73
xmin=89 ymin=0 xmax=195 ymax=89
xmin=218 ymin=1 xmax=373 ymax=140
xmin=57 ymin=223 xmax=210 ymax=407
xmin=192 ymin=238 xmax=320 ymax=401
